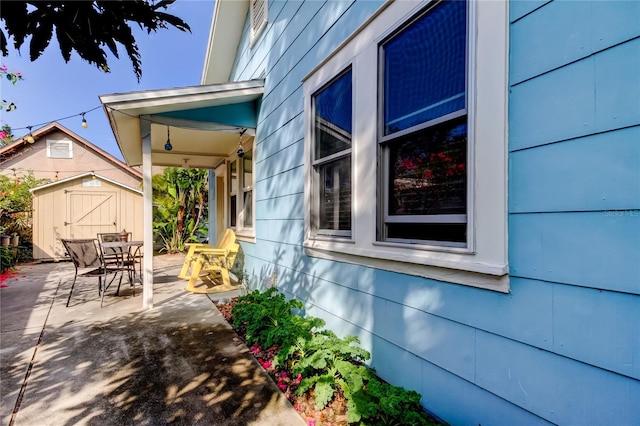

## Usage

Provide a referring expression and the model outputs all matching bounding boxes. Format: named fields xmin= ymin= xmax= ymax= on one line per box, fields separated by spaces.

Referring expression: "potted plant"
xmin=0 ymin=226 xmax=9 ymax=247
xmin=10 ymin=233 xmax=19 ymax=247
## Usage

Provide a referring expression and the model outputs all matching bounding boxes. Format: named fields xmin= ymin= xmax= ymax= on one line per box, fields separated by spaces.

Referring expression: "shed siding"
xmin=230 ymin=1 xmax=640 ymax=424
xmin=32 ymin=177 xmax=143 ymax=260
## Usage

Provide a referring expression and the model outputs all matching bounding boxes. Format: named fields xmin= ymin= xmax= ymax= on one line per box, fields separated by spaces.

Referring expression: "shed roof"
xmin=30 ymin=171 xmax=143 ymax=195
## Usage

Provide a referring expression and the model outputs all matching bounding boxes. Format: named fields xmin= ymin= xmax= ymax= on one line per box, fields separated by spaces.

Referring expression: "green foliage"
xmin=152 ymin=167 xmax=208 ymax=253
xmin=231 ymin=288 xmax=439 ymax=425
xmin=349 ymin=377 xmax=438 ymax=426
xmin=232 ymin=288 xmax=324 ymax=349
xmin=1 ymin=1 xmax=190 ymax=81
xmin=0 ymin=246 xmax=15 ymax=273
xmin=292 ymin=331 xmax=372 ymax=411
xmin=0 ymin=171 xmax=48 ymax=242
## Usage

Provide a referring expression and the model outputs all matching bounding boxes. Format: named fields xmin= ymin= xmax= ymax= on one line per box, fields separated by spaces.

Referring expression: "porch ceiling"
xmin=100 ymin=80 xmax=264 ymax=168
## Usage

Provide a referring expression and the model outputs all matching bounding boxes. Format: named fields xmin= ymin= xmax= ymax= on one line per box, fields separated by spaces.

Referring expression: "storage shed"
xmin=30 ymin=172 xmax=143 ymax=261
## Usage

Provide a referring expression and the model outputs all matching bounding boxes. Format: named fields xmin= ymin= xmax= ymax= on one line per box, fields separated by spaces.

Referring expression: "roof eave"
xmin=201 ymin=0 xmax=249 ymax=84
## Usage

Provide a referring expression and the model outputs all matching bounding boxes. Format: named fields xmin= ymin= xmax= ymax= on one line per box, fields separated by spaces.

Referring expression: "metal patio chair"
xmin=61 ymin=238 xmax=127 ymax=307
xmin=97 ymin=232 xmax=137 ymax=289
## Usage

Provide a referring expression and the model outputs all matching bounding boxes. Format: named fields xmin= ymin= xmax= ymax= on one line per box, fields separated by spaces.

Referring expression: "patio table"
xmin=100 ymin=240 xmax=144 ymax=286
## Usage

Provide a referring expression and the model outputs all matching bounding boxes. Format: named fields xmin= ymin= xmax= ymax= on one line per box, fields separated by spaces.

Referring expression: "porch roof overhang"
xmin=100 ymin=79 xmax=264 ymax=168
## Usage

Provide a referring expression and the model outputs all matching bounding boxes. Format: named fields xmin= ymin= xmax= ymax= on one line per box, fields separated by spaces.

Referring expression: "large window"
xmin=303 ymin=0 xmax=509 ymax=291
xmin=380 ymin=0 xmax=468 ymax=247
xmin=311 ymin=68 xmax=352 ymax=238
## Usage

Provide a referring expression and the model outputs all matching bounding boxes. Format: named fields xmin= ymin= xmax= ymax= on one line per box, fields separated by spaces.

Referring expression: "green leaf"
xmin=314 ymin=374 xmax=335 ymax=409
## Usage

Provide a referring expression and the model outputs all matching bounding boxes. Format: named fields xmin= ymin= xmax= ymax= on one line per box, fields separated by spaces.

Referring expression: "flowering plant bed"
xmin=214 ymin=289 xmax=442 ymax=426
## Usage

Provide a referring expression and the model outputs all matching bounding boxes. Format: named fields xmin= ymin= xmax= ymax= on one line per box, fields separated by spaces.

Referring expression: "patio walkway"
xmin=0 ymin=254 xmax=304 ymax=426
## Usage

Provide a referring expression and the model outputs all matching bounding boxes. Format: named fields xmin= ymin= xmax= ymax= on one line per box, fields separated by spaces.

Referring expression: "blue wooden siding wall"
xmin=227 ymin=1 xmax=640 ymax=424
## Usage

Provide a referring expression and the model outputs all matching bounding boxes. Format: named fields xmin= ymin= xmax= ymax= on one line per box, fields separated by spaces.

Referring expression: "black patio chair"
xmin=97 ymin=232 xmax=137 ymax=293
xmin=61 ymin=238 xmax=126 ymax=307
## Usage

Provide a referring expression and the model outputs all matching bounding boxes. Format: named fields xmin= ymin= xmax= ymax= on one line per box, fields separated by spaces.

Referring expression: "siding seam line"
xmin=508 ymin=123 xmax=640 ymax=153
xmin=510 ymin=35 xmax=640 ymax=88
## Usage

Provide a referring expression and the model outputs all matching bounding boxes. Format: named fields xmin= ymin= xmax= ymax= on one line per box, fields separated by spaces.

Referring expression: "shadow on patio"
xmin=0 ymin=255 xmax=303 ymax=426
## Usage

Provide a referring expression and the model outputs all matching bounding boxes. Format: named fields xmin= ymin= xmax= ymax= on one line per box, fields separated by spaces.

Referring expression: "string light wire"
xmin=8 ymin=105 xmax=102 ymax=132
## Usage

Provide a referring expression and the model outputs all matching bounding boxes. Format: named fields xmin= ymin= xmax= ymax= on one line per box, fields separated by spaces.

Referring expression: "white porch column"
xmin=208 ymin=169 xmax=217 ymax=245
xmin=141 ymin=123 xmax=154 ymax=309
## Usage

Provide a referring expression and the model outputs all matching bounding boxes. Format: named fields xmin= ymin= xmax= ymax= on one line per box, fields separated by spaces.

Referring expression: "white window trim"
xmin=228 ymin=140 xmax=255 ymax=241
xmin=46 ymin=139 xmax=73 ymax=159
xmin=303 ymin=0 xmax=509 ymax=292
xmin=249 ymin=0 xmax=268 ymax=47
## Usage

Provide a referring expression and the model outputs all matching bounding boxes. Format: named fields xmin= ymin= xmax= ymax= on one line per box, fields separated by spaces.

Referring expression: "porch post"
xmin=208 ymin=169 xmax=217 ymax=245
xmin=141 ymin=123 xmax=154 ymax=309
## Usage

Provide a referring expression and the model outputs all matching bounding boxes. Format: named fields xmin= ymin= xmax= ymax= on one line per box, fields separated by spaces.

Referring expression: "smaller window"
xmin=242 ymin=150 xmax=253 ymax=228
xmin=311 ymin=68 xmax=353 ymax=238
xmin=229 ymin=159 xmax=238 ymax=227
xmin=228 ymin=144 xmax=255 ymax=235
xmin=250 ymin=0 xmax=268 ymax=43
xmin=46 ymin=139 xmax=73 ymax=159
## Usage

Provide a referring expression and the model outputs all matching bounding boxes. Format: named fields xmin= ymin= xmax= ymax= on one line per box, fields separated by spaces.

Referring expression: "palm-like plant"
xmin=152 ymin=167 xmax=208 ymax=253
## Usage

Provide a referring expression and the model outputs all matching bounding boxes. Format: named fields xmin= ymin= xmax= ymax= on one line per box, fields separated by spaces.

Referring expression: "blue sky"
xmin=0 ymin=0 xmax=215 ymax=160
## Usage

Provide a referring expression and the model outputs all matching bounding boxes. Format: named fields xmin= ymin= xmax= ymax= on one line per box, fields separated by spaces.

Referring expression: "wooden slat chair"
xmin=184 ymin=242 xmax=241 ymax=294
xmin=178 ymin=229 xmax=235 ymax=279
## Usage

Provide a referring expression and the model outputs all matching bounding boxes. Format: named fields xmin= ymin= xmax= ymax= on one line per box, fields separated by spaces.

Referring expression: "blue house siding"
xmin=226 ymin=1 xmax=640 ymax=424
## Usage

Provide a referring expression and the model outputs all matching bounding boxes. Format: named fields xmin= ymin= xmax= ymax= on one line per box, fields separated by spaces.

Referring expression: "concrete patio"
xmin=0 ymin=254 xmax=304 ymax=426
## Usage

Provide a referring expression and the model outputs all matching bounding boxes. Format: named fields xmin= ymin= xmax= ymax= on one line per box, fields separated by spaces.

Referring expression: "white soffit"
xmin=202 ymin=0 xmax=250 ymax=84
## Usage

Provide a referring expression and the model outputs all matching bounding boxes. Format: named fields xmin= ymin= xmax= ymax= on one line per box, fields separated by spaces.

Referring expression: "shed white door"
xmin=66 ymin=192 xmax=118 ymax=239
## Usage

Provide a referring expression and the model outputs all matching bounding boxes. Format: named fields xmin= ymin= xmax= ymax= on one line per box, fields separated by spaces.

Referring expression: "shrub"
xmin=232 ymin=288 xmax=325 ymax=349
xmin=0 ymin=247 xmax=15 ymax=273
xmin=233 ymin=288 xmax=440 ymax=425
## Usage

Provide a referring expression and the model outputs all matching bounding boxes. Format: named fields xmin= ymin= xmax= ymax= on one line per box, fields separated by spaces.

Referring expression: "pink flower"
xmin=294 ymin=373 xmax=302 ymax=384
xmin=278 ymin=382 xmax=287 ymax=391
xmin=260 ymin=360 xmax=272 ymax=369
xmin=307 ymin=418 xmax=316 ymax=426
xmin=1 ymin=64 xmax=7 ymax=72
xmin=279 ymin=371 xmax=287 ymax=379
xmin=295 ymin=403 xmax=301 ymax=412
xmin=250 ymin=345 xmax=261 ymax=354
xmin=0 ymin=131 xmax=6 ymax=139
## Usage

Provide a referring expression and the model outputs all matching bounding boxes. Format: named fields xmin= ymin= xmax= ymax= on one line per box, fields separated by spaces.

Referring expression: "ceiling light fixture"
xmin=237 ymin=128 xmax=246 ymax=158
xmin=164 ymin=126 xmax=172 ymax=151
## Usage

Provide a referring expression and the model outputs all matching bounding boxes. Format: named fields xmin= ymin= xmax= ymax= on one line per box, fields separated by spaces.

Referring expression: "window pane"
xmin=314 ymin=69 xmax=352 ymax=159
xmin=230 ymin=195 xmax=237 ymax=227
xmin=243 ymin=150 xmax=253 ymax=190
xmin=388 ymin=118 xmax=467 ymax=216
xmin=387 ymin=223 xmax=466 ymax=243
xmin=244 ymin=190 xmax=253 ymax=227
xmin=230 ymin=160 xmax=238 ymax=194
xmin=383 ymin=0 xmax=467 ymax=135
xmin=319 ymin=156 xmax=351 ymax=231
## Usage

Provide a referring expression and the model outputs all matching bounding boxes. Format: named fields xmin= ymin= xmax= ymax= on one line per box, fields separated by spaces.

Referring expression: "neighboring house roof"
xmin=0 ymin=122 xmax=142 ymax=180
xmin=30 ymin=171 xmax=142 ymax=194
xmin=201 ymin=0 xmax=249 ymax=84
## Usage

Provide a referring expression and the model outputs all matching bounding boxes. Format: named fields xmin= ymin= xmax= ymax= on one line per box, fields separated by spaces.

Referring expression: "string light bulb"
xmin=164 ymin=126 xmax=172 ymax=151
xmin=25 ymin=126 xmax=35 ymax=144
xmin=81 ymin=113 xmax=88 ymax=128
